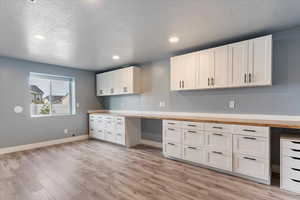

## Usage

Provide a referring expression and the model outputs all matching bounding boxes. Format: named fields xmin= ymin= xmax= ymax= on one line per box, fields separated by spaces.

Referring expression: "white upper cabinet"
xmin=170 ymin=35 xmax=272 ymax=91
xmin=248 ymin=35 xmax=272 ymax=86
xmin=197 ymin=49 xmax=214 ymax=89
xmin=170 ymin=52 xmax=197 ymax=91
xmin=213 ymin=45 xmax=229 ymax=88
xmin=229 ymin=41 xmax=249 ymax=87
xmin=96 ymin=66 xmax=141 ymax=96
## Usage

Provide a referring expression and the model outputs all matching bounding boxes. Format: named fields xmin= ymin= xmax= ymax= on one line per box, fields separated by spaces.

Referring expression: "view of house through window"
xmin=30 ymin=73 xmax=75 ymax=116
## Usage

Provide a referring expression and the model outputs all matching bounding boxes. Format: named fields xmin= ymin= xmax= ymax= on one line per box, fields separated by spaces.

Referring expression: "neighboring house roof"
xmin=45 ymin=95 xmax=68 ymax=104
xmin=30 ymin=85 xmax=44 ymax=95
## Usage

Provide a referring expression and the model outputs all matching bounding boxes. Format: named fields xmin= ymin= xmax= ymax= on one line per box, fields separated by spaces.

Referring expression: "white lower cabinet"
xmin=281 ymin=135 xmax=300 ymax=194
xmin=163 ymin=120 xmax=271 ymax=184
xmin=89 ymin=114 xmax=141 ymax=147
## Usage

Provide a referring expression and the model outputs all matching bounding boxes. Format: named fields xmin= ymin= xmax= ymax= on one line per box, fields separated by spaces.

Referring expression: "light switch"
xmin=159 ymin=101 xmax=166 ymax=108
xmin=229 ymin=100 xmax=235 ymax=109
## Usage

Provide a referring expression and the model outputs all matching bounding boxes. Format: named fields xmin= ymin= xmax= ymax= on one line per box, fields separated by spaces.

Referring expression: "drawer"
xmin=206 ymin=150 xmax=232 ymax=171
xmin=163 ymin=120 xmax=182 ymax=128
xmin=183 ymin=146 xmax=205 ymax=164
xmin=89 ymin=114 xmax=96 ymax=119
xmin=182 ymin=122 xmax=204 ymax=130
xmin=282 ymin=140 xmax=300 ymax=151
xmin=205 ymin=123 xmax=233 ymax=132
xmin=233 ymin=125 xmax=270 ymax=137
xmin=183 ymin=130 xmax=205 ymax=147
xmin=281 ymin=176 xmax=300 ymax=194
xmin=233 ymin=154 xmax=269 ymax=180
xmin=115 ymin=132 xmax=125 ymax=145
xmin=282 ymin=148 xmax=300 ymax=158
xmin=283 ymin=156 xmax=300 ymax=169
xmin=164 ymin=127 xmax=182 ymax=143
xmin=105 ymin=130 xmax=115 ymax=142
xmin=233 ymin=135 xmax=269 ymax=159
xmin=206 ymin=132 xmax=232 ymax=152
xmin=165 ymin=142 xmax=182 ymax=159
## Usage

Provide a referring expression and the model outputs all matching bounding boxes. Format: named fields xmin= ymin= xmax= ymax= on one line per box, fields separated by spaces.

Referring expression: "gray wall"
xmin=103 ymin=27 xmax=300 ymax=166
xmin=0 ymin=57 xmax=101 ymax=148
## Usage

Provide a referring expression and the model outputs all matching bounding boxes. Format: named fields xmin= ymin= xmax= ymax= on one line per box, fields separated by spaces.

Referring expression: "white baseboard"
xmin=0 ymin=135 xmax=89 ymax=155
xmin=272 ymin=164 xmax=280 ymax=174
xmin=140 ymin=139 xmax=162 ymax=148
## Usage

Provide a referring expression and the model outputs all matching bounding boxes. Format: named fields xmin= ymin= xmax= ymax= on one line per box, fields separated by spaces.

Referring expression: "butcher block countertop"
xmin=88 ymin=110 xmax=300 ymax=129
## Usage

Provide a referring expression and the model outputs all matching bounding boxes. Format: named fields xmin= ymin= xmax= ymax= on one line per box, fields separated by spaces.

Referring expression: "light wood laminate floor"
xmin=0 ymin=139 xmax=299 ymax=200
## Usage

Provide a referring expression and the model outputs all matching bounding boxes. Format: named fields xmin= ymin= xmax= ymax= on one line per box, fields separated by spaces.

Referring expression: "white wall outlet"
xmin=159 ymin=101 xmax=166 ymax=108
xmin=64 ymin=129 xmax=69 ymax=134
xmin=229 ymin=100 xmax=235 ymax=109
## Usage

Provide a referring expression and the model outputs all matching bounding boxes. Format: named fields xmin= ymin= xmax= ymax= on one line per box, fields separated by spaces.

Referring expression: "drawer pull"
xmin=168 ymin=128 xmax=175 ymax=131
xmin=98 ymin=130 xmax=102 ymax=132
xmin=291 ymin=179 xmax=300 ymax=183
xmin=168 ymin=123 xmax=175 ymax=125
xmin=243 ymin=157 xmax=256 ymax=161
xmin=168 ymin=143 xmax=175 ymax=146
xmin=188 ymin=124 xmax=196 ymax=127
xmin=242 ymin=129 xmax=256 ymax=132
xmin=213 ymin=126 xmax=223 ymax=129
xmin=90 ymin=129 xmax=94 ymax=131
xmin=212 ymin=151 xmax=223 ymax=155
xmin=188 ymin=131 xmax=196 ymax=133
xmin=291 ymin=149 xmax=300 ymax=152
xmin=292 ymin=141 xmax=300 ymax=144
xmin=290 ymin=157 xmax=300 ymax=160
xmin=188 ymin=147 xmax=197 ymax=150
xmin=243 ymin=137 xmax=257 ymax=140
xmin=292 ymin=168 xmax=300 ymax=172
xmin=117 ymin=133 xmax=122 ymax=136
xmin=213 ymin=133 xmax=223 ymax=136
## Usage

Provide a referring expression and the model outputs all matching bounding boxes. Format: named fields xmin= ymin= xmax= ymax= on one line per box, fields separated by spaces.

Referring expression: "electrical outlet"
xmin=229 ymin=100 xmax=235 ymax=109
xmin=159 ymin=101 xmax=166 ymax=108
xmin=64 ymin=129 xmax=68 ymax=134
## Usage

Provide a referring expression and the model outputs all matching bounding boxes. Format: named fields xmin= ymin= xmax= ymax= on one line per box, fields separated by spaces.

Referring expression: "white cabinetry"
xmin=96 ymin=66 xmax=141 ymax=96
xmin=89 ymin=114 xmax=141 ymax=147
xmin=281 ymin=134 xmax=300 ymax=194
xmin=163 ymin=120 xmax=271 ymax=184
xmin=171 ymin=52 xmax=197 ymax=91
xmin=171 ymin=35 xmax=272 ymax=91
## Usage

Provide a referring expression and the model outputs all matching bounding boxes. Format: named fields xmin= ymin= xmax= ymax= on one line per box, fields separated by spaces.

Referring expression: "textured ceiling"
xmin=1 ymin=0 xmax=300 ymax=71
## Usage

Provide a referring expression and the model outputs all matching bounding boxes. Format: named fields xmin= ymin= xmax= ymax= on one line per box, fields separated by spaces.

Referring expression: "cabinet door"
xmin=229 ymin=41 xmax=248 ymax=87
xmin=96 ymin=74 xmax=104 ymax=96
xmin=117 ymin=68 xmax=133 ymax=94
xmin=197 ymin=49 xmax=214 ymax=89
xmin=248 ymin=35 xmax=272 ymax=86
xmin=181 ymin=52 xmax=197 ymax=90
xmin=170 ymin=56 xmax=183 ymax=91
xmin=213 ymin=46 xmax=229 ymax=88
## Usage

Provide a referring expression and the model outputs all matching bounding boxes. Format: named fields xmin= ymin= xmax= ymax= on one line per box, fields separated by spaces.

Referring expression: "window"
xmin=29 ymin=73 xmax=75 ymax=117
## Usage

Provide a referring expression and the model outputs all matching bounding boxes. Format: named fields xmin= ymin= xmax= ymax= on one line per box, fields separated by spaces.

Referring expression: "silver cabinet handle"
xmin=168 ymin=128 xmax=175 ymax=131
xmin=212 ymin=151 xmax=223 ymax=155
xmin=188 ymin=130 xmax=196 ymax=133
xmin=208 ymin=78 xmax=210 ymax=86
xmin=110 ymin=88 xmax=114 ymax=93
xmin=291 ymin=157 xmax=300 ymax=160
xmin=179 ymin=81 xmax=181 ymax=88
xmin=188 ymin=147 xmax=197 ymax=150
xmin=211 ymin=78 xmax=214 ymax=86
xmin=213 ymin=133 xmax=223 ymax=136
xmin=168 ymin=143 xmax=175 ymax=146
xmin=242 ymin=129 xmax=256 ymax=132
xmin=99 ymin=90 xmax=103 ymax=94
xmin=291 ymin=149 xmax=300 ymax=152
xmin=187 ymin=124 xmax=196 ymax=127
xmin=243 ymin=157 xmax=256 ymax=161
xmin=168 ymin=122 xmax=175 ymax=125
xmin=182 ymin=81 xmax=184 ymax=88
xmin=291 ymin=168 xmax=300 ymax=172
xmin=243 ymin=137 xmax=256 ymax=140
xmin=244 ymin=73 xmax=247 ymax=83
xmin=291 ymin=179 xmax=300 ymax=183
xmin=213 ymin=126 xmax=223 ymax=129
xmin=291 ymin=141 xmax=300 ymax=144
xmin=249 ymin=73 xmax=252 ymax=83
xmin=123 ymin=87 xmax=127 ymax=92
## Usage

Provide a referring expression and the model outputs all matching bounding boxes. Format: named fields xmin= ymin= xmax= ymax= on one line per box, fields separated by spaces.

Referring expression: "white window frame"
xmin=30 ymin=72 xmax=76 ymax=117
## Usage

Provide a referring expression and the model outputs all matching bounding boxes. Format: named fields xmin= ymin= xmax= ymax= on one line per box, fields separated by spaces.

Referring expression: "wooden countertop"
xmin=88 ymin=110 xmax=300 ymax=129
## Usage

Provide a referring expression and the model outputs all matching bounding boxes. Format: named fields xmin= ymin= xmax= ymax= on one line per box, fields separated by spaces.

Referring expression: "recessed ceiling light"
xmin=112 ymin=55 xmax=120 ymax=60
xmin=34 ymin=35 xmax=45 ymax=40
xmin=169 ymin=36 xmax=179 ymax=43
